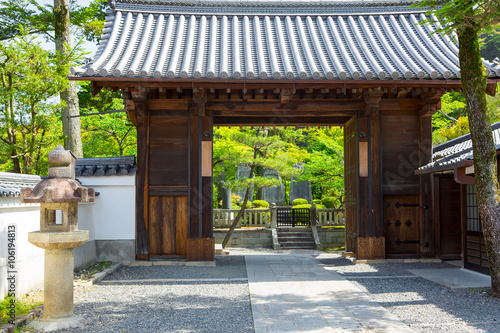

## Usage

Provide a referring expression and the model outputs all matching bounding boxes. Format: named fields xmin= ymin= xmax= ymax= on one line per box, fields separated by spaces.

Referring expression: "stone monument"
xmin=259 ymin=169 xmax=284 ymax=206
xmin=290 ymin=163 xmax=312 ymax=203
xmin=21 ymin=145 xmax=95 ymax=331
xmin=235 ymin=164 xmax=253 ymax=203
xmin=219 ymin=163 xmax=232 ymax=209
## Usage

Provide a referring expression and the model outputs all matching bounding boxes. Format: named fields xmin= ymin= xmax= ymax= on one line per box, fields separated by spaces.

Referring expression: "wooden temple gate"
xmin=72 ymin=0 xmax=500 ymax=261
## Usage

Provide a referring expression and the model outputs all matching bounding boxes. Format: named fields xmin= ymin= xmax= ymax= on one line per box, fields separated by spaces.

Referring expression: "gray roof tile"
xmin=418 ymin=122 xmax=500 ymax=172
xmin=73 ymin=0 xmax=500 ymax=80
xmin=0 ymin=173 xmax=42 ymax=198
xmin=75 ymin=156 xmax=137 ymax=176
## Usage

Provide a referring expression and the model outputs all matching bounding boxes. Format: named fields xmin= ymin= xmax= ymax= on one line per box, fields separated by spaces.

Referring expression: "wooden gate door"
xmin=149 ymin=196 xmax=188 ymax=256
xmin=344 ymin=117 xmax=358 ymax=253
xmin=383 ymin=195 xmax=420 ymax=255
xmin=147 ymin=110 xmax=190 ymax=258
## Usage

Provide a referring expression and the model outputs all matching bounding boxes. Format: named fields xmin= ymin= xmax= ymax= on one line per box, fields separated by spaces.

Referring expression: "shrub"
xmin=312 ymin=199 xmax=322 ymax=205
xmin=252 ymin=200 xmax=269 ymax=208
xmin=293 ymin=204 xmax=311 ymax=209
xmin=321 ymin=197 xmax=336 ymax=209
xmin=292 ymin=198 xmax=308 ymax=206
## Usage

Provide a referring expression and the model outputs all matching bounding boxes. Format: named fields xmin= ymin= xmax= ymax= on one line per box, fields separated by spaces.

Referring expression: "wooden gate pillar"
xmin=418 ymin=89 xmax=444 ymax=257
xmin=127 ymin=89 xmax=150 ymax=260
xmin=187 ymin=90 xmax=215 ymax=261
xmin=356 ymin=89 xmax=384 ymax=260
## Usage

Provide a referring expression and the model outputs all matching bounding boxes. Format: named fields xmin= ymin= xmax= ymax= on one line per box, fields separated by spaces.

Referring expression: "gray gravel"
xmin=317 ymin=253 xmax=500 ymax=333
xmin=56 ymin=256 xmax=253 ymax=333
xmin=35 ymin=249 xmax=500 ymax=333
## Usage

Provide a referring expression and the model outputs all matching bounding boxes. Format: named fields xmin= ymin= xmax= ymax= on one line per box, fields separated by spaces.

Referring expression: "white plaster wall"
xmin=0 ymin=199 xmax=44 ymax=300
xmin=78 ymin=175 xmax=135 ymax=241
xmin=0 ymin=175 xmax=135 ymax=299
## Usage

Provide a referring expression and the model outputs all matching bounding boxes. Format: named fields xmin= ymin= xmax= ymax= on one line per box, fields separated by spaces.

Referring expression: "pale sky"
xmin=38 ymin=0 xmax=99 ymax=57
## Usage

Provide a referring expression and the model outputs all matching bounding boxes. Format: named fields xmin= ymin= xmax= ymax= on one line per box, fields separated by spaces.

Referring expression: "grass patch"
xmin=74 ymin=261 xmax=112 ymax=281
xmin=0 ymin=292 xmax=43 ymax=325
xmin=323 ymin=246 xmax=345 ymax=252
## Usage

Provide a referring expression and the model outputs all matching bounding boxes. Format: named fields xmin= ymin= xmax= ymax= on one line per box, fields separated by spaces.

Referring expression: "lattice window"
xmin=466 ymin=184 xmax=482 ymax=232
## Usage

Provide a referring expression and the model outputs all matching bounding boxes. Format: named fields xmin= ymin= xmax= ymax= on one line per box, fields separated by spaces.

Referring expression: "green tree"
xmin=417 ymin=0 xmax=500 ymax=296
xmin=78 ymin=82 xmax=136 ymax=157
xmin=299 ymin=127 xmax=345 ymax=207
xmin=0 ymin=0 xmax=109 ymax=157
xmin=480 ymin=27 xmax=500 ymax=61
xmin=215 ymin=127 xmax=305 ymax=248
xmin=0 ymin=34 xmax=68 ymax=174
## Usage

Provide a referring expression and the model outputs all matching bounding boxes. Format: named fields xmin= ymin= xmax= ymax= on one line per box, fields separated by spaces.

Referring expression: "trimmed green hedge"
xmin=252 ymin=200 xmax=269 ymax=208
xmin=292 ymin=198 xmax=308 ymax=206
xmin=321 ymin=197 xmax=336 ymax=209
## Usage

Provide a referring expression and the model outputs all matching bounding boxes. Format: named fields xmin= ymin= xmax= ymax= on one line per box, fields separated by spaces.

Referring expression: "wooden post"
xmin=357 ymin=89 xmax=385 ymax=260
xmin=134 ymin=96 xmax=150 ymax=261
xmin=187 ymin=92 xmax=214 ymax=261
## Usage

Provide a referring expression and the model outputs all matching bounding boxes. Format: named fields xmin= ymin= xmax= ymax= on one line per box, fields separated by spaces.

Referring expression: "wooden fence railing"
xmin=316 ymin=209 xmax=345 ymax=227
xmin=213 ymin=209 xmax=271 ymax=228
xmin=213 ymin=207 xmax=345 ymax=228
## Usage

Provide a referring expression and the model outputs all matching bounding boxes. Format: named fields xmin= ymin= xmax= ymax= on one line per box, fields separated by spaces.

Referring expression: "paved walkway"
xmin=245 ymin=253 xmax=413 ymax=333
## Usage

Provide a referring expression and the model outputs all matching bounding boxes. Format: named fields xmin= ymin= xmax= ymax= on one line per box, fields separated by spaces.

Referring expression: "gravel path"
xmin=316 ymin=253 xmax=500 ymax=333
xmin=37 ymin=248 xmax=500 ymax=333
xmin=56 ymin=256 xmax=253 ymax=333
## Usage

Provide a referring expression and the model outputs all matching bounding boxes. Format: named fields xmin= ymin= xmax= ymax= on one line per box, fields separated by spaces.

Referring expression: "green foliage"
xmin=298 ymin=127 xmax=344 ymax=206
xmin=252 ymin=200 xmax=269 ymax=208
xmin=294 ymin=203 xmax=326 ymax=209
xmin=0 ymin=33 xmax=71 ymax=174
xmin=312 ymin=199 xmax=322 ymax=204
xmin=78 ymin=82 xmax=136 ymax=157
xmin=293 ymin=204 xmax=312 ymax=209
xmin=0 ymin=294 xmax=42 ymax=325
xmin=292 ymin=198 xmax=308 ymax=206
xmin=0 ymin=0 xmax=108 ymax=42
xmin=321 ymin=197 xmax=337 ymax=209
xmin=480 ymin=27 xmax=500 ymax=61
xmin=214 ymin=127 xmax=307 ymax=207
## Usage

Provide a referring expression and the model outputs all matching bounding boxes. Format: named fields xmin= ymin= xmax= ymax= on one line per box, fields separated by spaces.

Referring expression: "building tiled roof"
xmin=417 ymin=122 xmax=500 ymax=173
xmin=72 ymin=0 xmax=500 ymax=81
xmin=0 ymin=172 xmax=43 ymax=198
xmin=75 ymin=156 xmax=137 ymax=176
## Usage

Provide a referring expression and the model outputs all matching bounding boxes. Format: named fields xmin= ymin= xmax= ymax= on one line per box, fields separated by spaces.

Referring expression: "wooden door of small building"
xmin=147 ymin=110 xmax=189 ymax=258
xmin=464 ymin=184 xmax=490 ymax=274
xmin=383 ymin=195 xmax=420 ymax=255
xmin=434 ymin=175 xmax=461 ymax=260
xmin=344 ymin=117 xmax=358 ymax=253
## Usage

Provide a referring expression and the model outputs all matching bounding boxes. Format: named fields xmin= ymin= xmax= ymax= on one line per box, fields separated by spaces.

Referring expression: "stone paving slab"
xmin=246 ymin=253 xmax=414 ymax=333
xmin=408 ymin=268 xmax=491 ymax=288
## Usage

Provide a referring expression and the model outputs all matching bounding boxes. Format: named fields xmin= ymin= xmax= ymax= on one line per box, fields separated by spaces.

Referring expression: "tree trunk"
xmin=54 ymin=0 xmax=83 ymax=157
xmin=459 ymin=22 xmax=500 ymax=296
xmin=222 ymin=164 xmax=256 ymax=249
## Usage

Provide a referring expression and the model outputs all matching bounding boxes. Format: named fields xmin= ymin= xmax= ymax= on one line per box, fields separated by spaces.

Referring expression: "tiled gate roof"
xmin=72 ymin=0 xmax=500 ymax=81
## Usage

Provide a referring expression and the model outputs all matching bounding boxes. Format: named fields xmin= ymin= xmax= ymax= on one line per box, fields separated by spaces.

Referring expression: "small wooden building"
xmin=71 ymin=0 xmax=500 ymax=261
xmin=416 ymin=122 xmax=500 ymax=274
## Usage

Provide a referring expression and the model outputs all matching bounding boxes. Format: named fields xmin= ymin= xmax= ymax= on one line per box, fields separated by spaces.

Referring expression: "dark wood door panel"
xmin=437 ymin=176 xmax=461 ymax=259
xmin=149 ymin=195 xmax=188 ymax=256
xmin=384 ymin=194 xmax=420 ymax=255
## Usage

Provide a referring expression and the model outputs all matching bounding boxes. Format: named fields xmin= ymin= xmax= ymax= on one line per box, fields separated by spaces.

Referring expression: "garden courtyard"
xmin=50 ymin=248 xmax=498 ymax=333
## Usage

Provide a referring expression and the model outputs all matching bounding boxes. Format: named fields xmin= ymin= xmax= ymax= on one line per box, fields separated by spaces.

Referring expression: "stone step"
xmin=279 ymin=243 xmax=316 ymax=249
xmin=277 ymin=231 xmax=313 ymax=236
xmin=277 ymin=227 xmax=311 ymax=232
xmin=278 ymin=236 xmax=314 ymax=242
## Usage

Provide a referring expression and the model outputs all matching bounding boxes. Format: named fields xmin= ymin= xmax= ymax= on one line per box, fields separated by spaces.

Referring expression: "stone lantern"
xmin=21 ymin=145 xmax=94 ymax=331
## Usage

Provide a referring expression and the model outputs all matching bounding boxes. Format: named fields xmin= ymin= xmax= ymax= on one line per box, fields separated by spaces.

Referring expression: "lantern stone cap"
xmin=20 ymin=178 xmax=95 ymax=203
xmin=20 ymin=146 xmax=95 ymax=203
xmin=28 ymin=230 xmax=89 ymax=250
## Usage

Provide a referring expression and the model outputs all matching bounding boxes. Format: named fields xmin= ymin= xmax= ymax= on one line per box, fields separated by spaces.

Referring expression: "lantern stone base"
xmin=28 ymin=231 xmax=89 ymax=330
xmin=27 ymin=315 xmax=86 ymax=332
